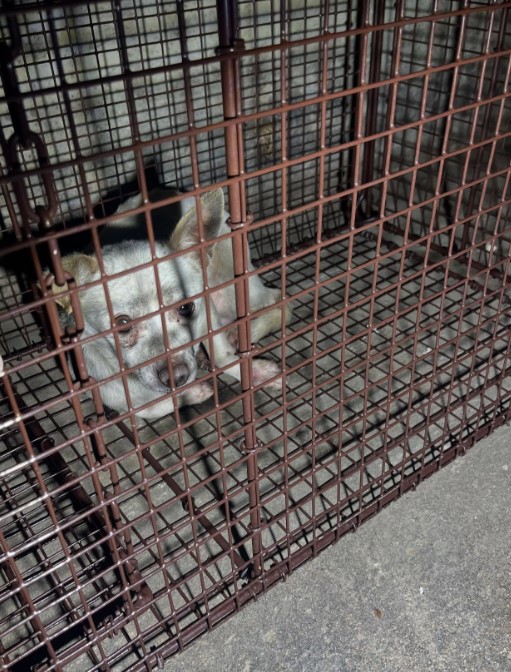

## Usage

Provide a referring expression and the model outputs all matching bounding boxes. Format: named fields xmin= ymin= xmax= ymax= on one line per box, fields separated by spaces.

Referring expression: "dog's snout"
xmin=157 ymin=362 xmax=190 ymax=389
xmin=173 ymin=363 xmax=190 ymax=387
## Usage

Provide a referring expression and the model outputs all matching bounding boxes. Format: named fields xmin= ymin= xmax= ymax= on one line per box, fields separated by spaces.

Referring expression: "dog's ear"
xmin=110 ymin=192 xmax=144 ymax=228
xmin=170 ymin=188 xmax=224 ymax=251
xmin=46 ymin=253 xmax=99 ymax=314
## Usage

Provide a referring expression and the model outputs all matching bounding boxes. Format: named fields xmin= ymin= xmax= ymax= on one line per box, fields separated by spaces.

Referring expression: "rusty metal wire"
xmin=1 ymin=1 xmax=510 ymax=670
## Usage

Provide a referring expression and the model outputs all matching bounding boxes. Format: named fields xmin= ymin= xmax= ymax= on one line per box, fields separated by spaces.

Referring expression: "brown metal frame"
xmin=1 ymin=0 xmax=510 ymax=669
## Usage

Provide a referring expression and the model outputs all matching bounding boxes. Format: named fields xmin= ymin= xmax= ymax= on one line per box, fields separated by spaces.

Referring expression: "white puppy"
xmin=49 ymin=189 xmax=290 ymax=419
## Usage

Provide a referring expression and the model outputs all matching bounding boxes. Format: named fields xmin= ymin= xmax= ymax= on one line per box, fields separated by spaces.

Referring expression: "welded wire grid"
xmin=1 ymin=1 xmax=511 ymax=670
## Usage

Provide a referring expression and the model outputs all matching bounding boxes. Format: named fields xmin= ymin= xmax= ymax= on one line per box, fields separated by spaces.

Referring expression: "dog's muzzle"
xmin=156 ymin=361 xmax=190 ymax=389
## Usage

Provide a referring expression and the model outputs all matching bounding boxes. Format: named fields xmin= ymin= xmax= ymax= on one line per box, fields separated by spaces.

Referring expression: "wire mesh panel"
xmin=1 ymin=1 xmax=510 ymax=670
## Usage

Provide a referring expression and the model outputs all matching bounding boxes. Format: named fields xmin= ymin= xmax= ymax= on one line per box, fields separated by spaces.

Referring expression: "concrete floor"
xmin=168 ymin=424 xmax=511 ymax=672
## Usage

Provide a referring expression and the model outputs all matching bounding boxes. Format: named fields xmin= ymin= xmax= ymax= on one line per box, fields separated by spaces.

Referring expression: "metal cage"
xmin=1 ymin=1 xmax=510 ymax=670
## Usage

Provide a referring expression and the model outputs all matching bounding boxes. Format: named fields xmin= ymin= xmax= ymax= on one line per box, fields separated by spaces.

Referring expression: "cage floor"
xmin=1 ymin=228 xmax=511 ymax=671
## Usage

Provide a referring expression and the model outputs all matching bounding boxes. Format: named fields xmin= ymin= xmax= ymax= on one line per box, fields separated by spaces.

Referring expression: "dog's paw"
xmin=252 ymin=358 xmax=282 ymax=389
xmin=196 ymin=345 xmax=212 ymax=372
xmin=183 ymin=380 xmax=214 ymax=406
xmin=227 ymin=327 xmax=238 ymax=350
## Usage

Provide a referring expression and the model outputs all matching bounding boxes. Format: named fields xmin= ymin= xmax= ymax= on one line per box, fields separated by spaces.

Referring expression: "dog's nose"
xmin=157 ymin=362 xmax=190 ymax=388
xmin=173 ymin=363 xmax=190 ymax=387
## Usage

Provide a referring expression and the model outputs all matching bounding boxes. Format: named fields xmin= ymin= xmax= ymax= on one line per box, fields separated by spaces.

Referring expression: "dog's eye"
xmin=115 ymin=314 xmax=132 ymax=333
xmin=178 ymin=302 xmax=195 ymax=318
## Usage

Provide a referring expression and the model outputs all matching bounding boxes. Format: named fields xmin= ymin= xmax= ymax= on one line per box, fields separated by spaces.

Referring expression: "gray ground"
xmin=168 ymin=424 xmax=511 ymax=672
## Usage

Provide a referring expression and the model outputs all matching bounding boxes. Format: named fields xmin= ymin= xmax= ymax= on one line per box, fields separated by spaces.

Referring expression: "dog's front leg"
xmin=203 ymin=315 xmax=282 ymax=390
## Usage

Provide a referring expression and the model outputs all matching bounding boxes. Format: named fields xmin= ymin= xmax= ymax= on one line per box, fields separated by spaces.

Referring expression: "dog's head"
xmin=49 ymin=189 xmax=224 ymax=403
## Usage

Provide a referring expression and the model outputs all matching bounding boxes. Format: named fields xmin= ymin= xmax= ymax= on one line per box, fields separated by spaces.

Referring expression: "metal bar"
xmin=216 ymin=0 xmax=263 ymax=579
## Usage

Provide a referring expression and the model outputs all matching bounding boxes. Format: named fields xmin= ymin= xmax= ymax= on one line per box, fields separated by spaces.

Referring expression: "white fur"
xmin=54 ymin=189 xmax=290 ymax=420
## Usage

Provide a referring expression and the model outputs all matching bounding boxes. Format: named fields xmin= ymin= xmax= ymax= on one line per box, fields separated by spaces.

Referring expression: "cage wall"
xmin=1 ymin=1 xmax=511 ymax=671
